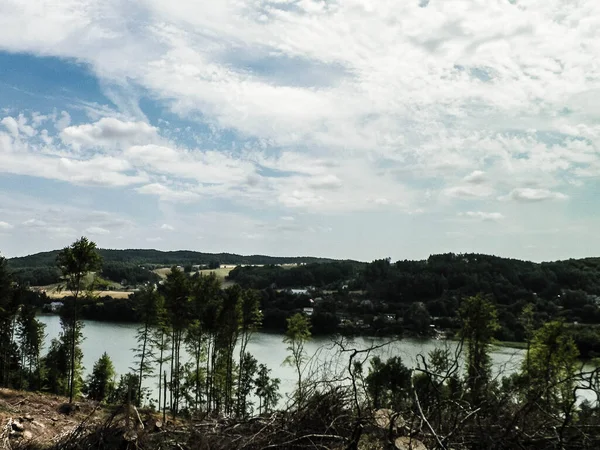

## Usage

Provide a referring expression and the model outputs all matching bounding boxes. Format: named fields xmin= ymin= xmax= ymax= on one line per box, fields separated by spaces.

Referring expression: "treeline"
xmin=227 ymin=261 xmax=361 ymax=289
xmin=226 ymin=254 xmax=600 ymax=352
xmin=8 ymin=248 xmax=338 ymax=273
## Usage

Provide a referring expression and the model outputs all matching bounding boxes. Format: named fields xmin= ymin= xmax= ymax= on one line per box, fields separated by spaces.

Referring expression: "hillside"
xmin=6 ymin=248 xmax=346 ymax=287
xmin=8 ymin=248 xmax=341 ymax=268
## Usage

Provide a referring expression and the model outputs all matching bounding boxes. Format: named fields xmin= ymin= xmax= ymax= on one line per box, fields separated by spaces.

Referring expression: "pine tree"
xmin=56 ymin=237 xmax=102 ymax=403
xmin=283 ymin=313 xmax=311 ymax=402
xmin=255 ymin=364 xmax=280 ymax=415
xmin=458 ymin=294 xmax=499 ymax=406
xmin=86 ymin=352 xmax=116 ymax=402
xmin=131 ymin=285 xmax=162 ymax=403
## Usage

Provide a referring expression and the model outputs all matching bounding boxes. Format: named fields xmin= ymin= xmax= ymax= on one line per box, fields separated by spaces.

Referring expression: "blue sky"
xmin=1 ymin=0 xmax=599 ymax=262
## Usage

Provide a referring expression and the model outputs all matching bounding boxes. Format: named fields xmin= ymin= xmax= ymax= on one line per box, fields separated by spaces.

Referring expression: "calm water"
xmin=37 ymin=314 xmax=530 ymax=405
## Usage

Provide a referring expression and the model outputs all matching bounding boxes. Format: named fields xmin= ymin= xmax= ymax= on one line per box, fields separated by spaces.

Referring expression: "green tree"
xmin=365 ymin=356 xmax=412 ymax=409
xmin=162 ymin=267 xmax=191 ymax=415
xmin=236 ymin=352 xmax=258 ymax=418
xmin=236 ymin=289 xmax=262 ymax=416
xmin=217 ymin=285 xmax=243 ymax=414
xmin=109 ymin=372 xmax=142 ymax=406
xmin=56 ymin=237 xmax=102 ymax=403
xmin=16 ymin=287 xmax=46 ymax=390
xmin=459 ymin=294 xmax=499 ymax=406
xmin=523 ymin=321 xmax=579 ymax=414
xmin=85 ymin=352 xmax=116 ymax=402
xmin=188 ymin=272 xmax=221 ymax=411
xmin=0 ymin=258 xmax=20 ymax=387
xmin=131 ymin=285 xmax=162 ymax=402
xmin=519 ymin=303 xmax=536 ymax=371
xmin=283 ymin=313 xmax=311 ymax=401
xmin=255 ymin=364 xmax=280 ymax=415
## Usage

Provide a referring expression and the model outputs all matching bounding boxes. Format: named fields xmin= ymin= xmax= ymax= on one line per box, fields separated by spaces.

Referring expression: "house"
xmin=48 ymin=302 xmax=64 ymax=312
xmin=290 ymin=288 xmax=309 ymax=295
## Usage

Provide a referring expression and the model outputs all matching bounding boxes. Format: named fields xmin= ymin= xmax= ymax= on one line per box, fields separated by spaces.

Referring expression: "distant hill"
xmin=7 ymin=248 xmax=343 ymax=268
xmin=5 ymin=248 xmax=349 ymax=286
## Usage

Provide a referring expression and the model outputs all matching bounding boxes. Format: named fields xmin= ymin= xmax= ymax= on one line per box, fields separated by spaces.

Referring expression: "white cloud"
xmin=55 ymin=111 xmax=71 ymax=130
xmin=85 ymin=226 xmax=110 ymax=235
xmin=136 ymin=183 xmax=200 ymax=203
xmin=1 ymin=117 xmax=19 ymax=137
xmin=460 ymin=211 xmax=505 ymax=221
xmin=160 ymin=223 xmax=175 ymax=231
xmin=22 ymin=219 xmax=47 ymax=227
xmin=504 ymin=188 xmax=568 ymax=202
xmin=60 ymin=118 xmax=158 ymax=149
xmin=0 ymin=221 xmax=13 ymax=230
xmin=443 ymin=185 xmax=494 ymax=199
xmin=0 ymin=125 xmax=149 ymax=187
xmin=463 ymin=170 xmax=486 ymax=184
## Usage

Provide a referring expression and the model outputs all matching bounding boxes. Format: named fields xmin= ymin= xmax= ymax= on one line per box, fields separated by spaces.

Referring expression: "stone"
xmin=11 ymin=421 xmax=25 ymax=432
xmin=394 ymin=437 xmax=427 ymax=450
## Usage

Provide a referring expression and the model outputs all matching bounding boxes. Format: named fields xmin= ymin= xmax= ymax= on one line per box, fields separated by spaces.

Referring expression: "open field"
xmin=43 ymin=290 xmax=133 ymax=299
xmin=34 ymin=283 xmax=134 ymax=299
xmin=153 ymin=266 xmax=235 ymax=282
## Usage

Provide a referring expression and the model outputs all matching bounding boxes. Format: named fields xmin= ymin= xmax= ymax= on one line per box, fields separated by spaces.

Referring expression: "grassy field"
xmin=36 ymin=279 xmax=133 ymax=300
xmin=44 ymin=290 xmax=132 ymax=299
xmin=153 ymin=266 xmax=236 ymax=286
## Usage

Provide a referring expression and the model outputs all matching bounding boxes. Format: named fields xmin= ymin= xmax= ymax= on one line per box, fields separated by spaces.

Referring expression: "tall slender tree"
xmin=236 ymin=289 xmax=262 ymax=416
xmin=16 ymin=287 xmax=46 ymax=390
xmin=459 ymin=294 xmax=499 ymax=406
xmin=162 ymin=267 xmax=190 ymax=415
xmin=56 ymin=237 xmax=102 ymax=403
xmin=187 ymin=272 xmax=221 ymax=411
xmin=0 ymin=256 xmax=20 ymax=387
xmin=131 ymin=284 xmax=162 ymax=403
xmin=217 ymin=285 xmax=242 ymax=414
xmin=283 ymin=313 xmax=311 ymax=402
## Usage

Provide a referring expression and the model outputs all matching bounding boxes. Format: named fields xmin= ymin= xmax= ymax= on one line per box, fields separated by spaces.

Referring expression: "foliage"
xmin=255 ymin=363 xmax=281 ymax=415
xmin=56 ymin=236 xmax=102 ymax=403
xmin=283 ymin=313 xmax=312 ymax=401
xmin=459 ymin=294 xmax=499 ymax=405
xmin=85 ymin=352 xmax=116 ymax=402
xmin=365 ymin=355 xmax=412 ymax=409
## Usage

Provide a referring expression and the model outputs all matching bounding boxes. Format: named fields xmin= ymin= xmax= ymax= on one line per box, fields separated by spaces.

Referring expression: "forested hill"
xmin=6 ymin=248 xmax=345 ymax=286
xmin=8 ymin=248 xmax=340 ymax=268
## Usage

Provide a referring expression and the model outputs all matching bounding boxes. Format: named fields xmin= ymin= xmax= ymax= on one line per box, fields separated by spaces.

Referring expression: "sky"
xmin=0 ymin=0 xmax=599 ymax=262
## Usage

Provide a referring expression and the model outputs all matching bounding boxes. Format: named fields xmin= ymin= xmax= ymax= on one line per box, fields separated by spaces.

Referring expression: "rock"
xmin=373 ymin=409 xmax=405 ymax=430
xmin=31 ymin=420 xmax=46 ymax=431
xmin=12 ymin=421 xmax=25 ymax=432
xmin=394 ymin=437 xmax=427 ymax=450
xmin=23 ymin=414 xmax=34 ymax=421
xmin=144 ymin=419 xmax=163 ymax=431
xmin=9 ymin=431 xmax=23 ymax=439
xmin=23 ymin=430 xmax=33 ymax=440
xmin=123 ymin=430 xmax=138 ymax=442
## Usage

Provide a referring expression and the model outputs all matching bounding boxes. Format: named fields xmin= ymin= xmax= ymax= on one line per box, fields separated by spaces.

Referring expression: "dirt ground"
xmin=0 ymin=388 xmax=107 ymax=447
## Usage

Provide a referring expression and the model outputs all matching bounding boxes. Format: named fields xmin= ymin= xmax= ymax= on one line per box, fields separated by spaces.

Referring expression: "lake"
xmin=38 ymin=314 xmax=530 ymax=406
